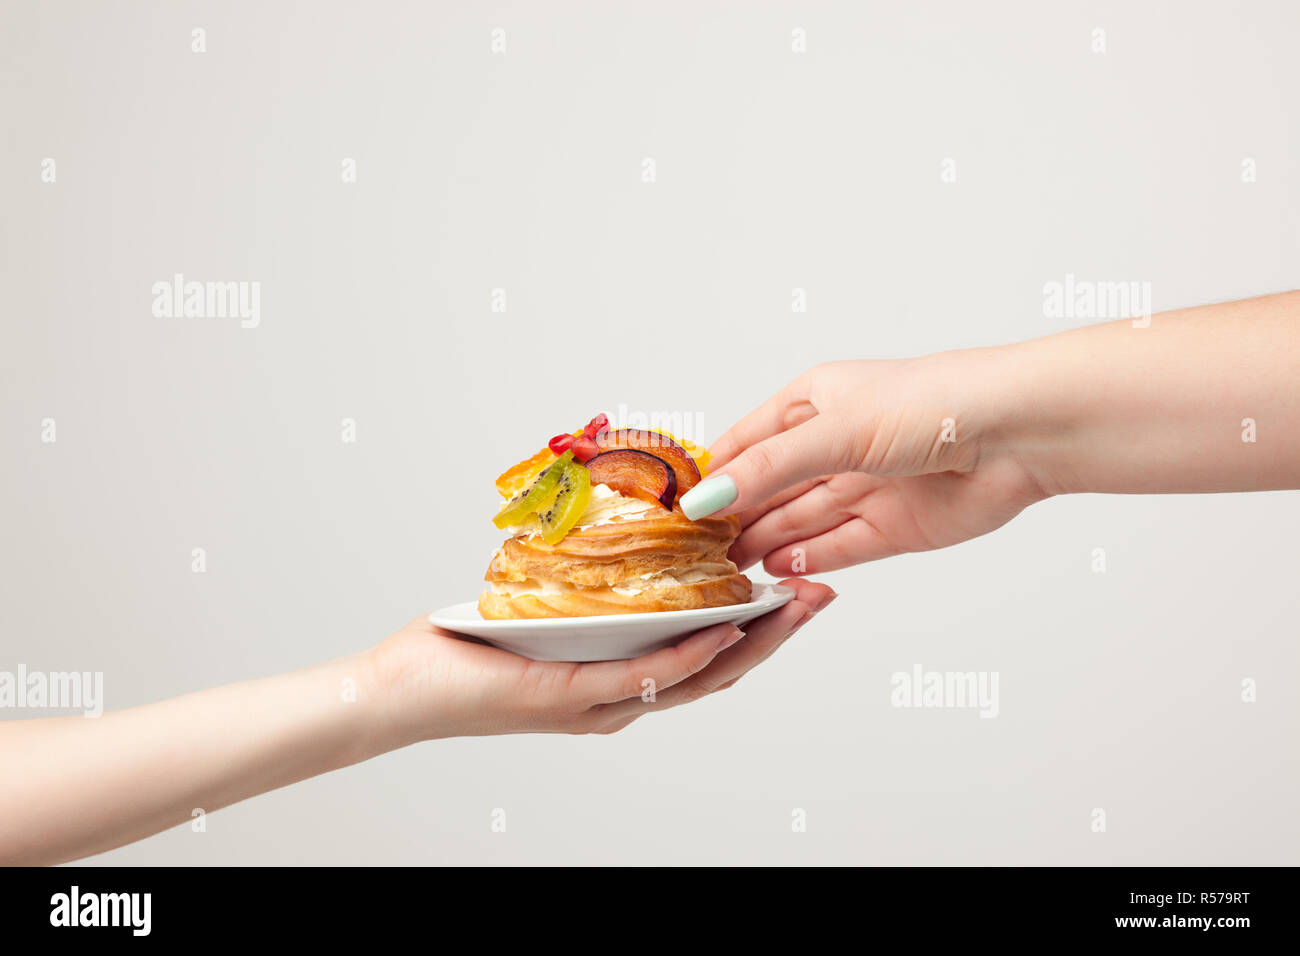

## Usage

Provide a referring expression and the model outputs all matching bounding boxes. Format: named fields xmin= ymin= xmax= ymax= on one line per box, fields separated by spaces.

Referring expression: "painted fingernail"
xmin=681 ymin=475 xmax=738 ymax=521
xmin=813 ymin=590 xmax=838 ymax=613
xmin=716 ymin=627 xmax=745 ymax=652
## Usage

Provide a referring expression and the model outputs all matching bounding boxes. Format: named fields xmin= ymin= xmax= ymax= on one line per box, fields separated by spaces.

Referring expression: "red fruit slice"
xmin=571 ymin=435 xmax=600 ymax=463
xmin=549 ymin=433 xmax=575 ymax=455
xmin=585 ymin=450 xmax=676 ymax=509
xmin=593 ymin=429 xmax=701 ymax=500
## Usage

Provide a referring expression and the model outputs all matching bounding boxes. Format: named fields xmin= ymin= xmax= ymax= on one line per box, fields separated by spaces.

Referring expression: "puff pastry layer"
xmin=479 ymin=509 xmax=752 ymax=618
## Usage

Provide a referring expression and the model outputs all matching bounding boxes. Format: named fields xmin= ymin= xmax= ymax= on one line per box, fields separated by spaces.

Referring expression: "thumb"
xmin=682 ymin=412 xmax=858 ymax=519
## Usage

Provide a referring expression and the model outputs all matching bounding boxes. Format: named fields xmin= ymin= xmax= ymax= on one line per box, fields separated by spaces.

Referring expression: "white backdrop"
xmin=2 ymin=0 xmax=1297 ymax=864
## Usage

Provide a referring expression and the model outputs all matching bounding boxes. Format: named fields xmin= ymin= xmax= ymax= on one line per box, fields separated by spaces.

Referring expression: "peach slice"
xmin=593 ymin=429 xmax=701 ymax=500
xmin=585 ymin=450 xmax=677 ymax=509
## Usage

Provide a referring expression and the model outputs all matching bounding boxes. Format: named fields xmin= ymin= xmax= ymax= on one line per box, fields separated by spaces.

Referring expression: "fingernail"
xmin=812 ymin=590 xmax=838 ymax=613
xmin=681 ymin=475 xmax=738 ymax=520
xmin=716 ymin=627 xmax=745 ymax=652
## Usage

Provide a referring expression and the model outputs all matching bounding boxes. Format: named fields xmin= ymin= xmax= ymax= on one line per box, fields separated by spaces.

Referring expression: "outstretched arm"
xmin=0 ymin=576 xmax=834 ymax=866
xmin=685 ymin=291 xmax=1300 ymax=575
xmin=1008 ymin=291 xmax=1300 ymax=496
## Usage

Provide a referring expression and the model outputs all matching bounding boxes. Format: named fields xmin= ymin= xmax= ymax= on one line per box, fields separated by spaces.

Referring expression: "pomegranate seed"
xmin=548 ymin=433 xmax=575 ymax=454
xmin=585 ymin=413 xmax=610 ymax=438
xmin=572 ymin=435 xmax=599 ymax=462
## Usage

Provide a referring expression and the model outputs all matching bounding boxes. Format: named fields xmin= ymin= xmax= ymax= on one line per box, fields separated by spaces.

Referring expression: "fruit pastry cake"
xmin=479 ymin=414 xmax=753 ymax=618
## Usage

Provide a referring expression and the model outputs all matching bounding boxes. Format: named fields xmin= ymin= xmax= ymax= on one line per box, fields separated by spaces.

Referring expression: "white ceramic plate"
xmin=429 ymin=582 xmax=796 ymax=662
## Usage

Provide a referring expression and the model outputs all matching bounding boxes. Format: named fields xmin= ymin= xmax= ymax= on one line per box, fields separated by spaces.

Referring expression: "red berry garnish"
xmin=572 ymin=435 xmax=599 ymax=462
xmin=548 ymin=433 xmax=575 ymax=455
xmin=585 ymin=413 xmax=610 ymax=438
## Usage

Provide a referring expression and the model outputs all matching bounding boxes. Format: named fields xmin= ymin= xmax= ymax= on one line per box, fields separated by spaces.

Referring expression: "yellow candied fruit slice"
xmin=495 ymin=447 xmax=557 ymax=499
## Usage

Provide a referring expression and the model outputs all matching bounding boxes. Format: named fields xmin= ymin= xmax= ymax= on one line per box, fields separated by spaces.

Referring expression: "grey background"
xmin=2 ymin=0 xmax=1297 ymax=864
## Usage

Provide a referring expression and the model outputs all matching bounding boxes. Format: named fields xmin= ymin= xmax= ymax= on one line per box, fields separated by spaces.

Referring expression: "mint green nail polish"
xmin=681 ymin=475 xmax=738 ymax=520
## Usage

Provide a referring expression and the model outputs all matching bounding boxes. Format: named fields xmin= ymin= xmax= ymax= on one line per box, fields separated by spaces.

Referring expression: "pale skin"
xmin=0 ymin=577 xmax=835 ymax=866
xmin=706 ymin=291 xmax=1300 ymax=575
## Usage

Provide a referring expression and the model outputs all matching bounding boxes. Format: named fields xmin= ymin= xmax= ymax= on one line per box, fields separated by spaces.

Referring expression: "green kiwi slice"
xmin=492 ymin=451 xmax=574 ymax=529
xmin=536 ymin=460 xmax=593 ymax=544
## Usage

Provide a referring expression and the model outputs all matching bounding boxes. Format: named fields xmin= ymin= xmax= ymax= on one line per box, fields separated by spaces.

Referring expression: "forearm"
xmin=997 ymin=291 xmax=1300 ymax=496
xmin=0 ymin=650 xmax=394 ymax=865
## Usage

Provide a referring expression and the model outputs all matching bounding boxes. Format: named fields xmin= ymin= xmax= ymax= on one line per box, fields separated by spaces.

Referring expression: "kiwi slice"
xmin=492 ymin=451 xmax=574 ymax=529
xmin=536 ymin=460 xmax=592 ymax=544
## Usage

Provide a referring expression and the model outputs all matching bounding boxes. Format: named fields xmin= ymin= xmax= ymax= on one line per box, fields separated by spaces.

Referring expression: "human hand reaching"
xmin=687 ymin=353 xmax=1048 ymax=576
xmin=684 ymin=292 xmax=1300 ymax=577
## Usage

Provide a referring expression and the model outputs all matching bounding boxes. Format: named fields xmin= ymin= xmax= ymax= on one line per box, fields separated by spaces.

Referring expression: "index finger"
xmin=707 ymin=375 xmax=816 ymax=471
xmin=596 ymin=578 xmax=836 ymax=719
xmin=732 ymin=476 xmax=825 ymax=529
xmin=571 ymin=622 xmax=741 ymax=706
